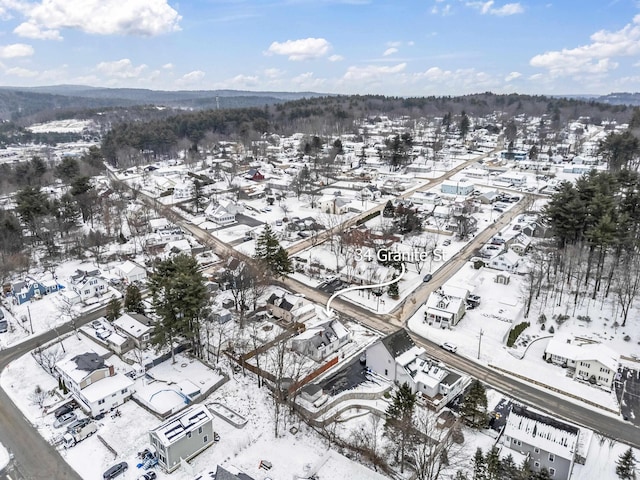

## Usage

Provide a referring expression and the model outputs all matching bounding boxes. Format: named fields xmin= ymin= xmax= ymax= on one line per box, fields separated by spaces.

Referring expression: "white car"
xmin=441 ymin=342 xmax=457 ymax=353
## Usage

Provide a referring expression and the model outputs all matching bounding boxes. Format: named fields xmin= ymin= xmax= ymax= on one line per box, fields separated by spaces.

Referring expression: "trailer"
xmin=62 ymin=422 xmax=97 ymax=448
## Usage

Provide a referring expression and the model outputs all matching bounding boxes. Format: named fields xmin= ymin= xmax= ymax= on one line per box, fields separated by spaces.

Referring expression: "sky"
xmin=0 ymin=0 xmax=639 ymax=96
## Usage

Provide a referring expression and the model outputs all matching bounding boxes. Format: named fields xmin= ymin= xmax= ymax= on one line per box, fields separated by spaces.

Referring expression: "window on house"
xmin=384 ymin=369 xmax=388 ymax=376
xmin=98 ymin=399 xmax=105 ymax=405
xmin=534 ymin=447 xmax=540 ymax=453
xmin=513 ymin=440 xmax=522 ymax=446
xmin=548 ymin=454 xmax=555 ymax=462
xmin=121 ymin=388 xmax=128 ymax=394
xmin=203 ymin=435 xmax=208 ymax=443
xmin=549 ymin=468 xmax=556 ymax=476
xmin=112 ymin=393 xmax=117 ymax=397
xmin=186 ymin=432 xmax=192 ymax=439
xmin=534 ymin=461 xmax=540 ymax=468
xmin=198 ymin=426 xmax=203 ymax=434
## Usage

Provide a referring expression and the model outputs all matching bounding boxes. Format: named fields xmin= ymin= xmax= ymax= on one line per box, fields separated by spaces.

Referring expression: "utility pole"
xmin=477 ymin=329 xmax=484 ymax=360
xmin=26 ymin=305 xmax=34 ymax=334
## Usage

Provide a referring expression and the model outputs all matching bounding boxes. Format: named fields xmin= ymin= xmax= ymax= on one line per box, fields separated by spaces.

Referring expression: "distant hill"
xmin=595 ymin=92 xmax=640 ymax=106
xmin=0 ymin=85 xmax=329 ymax=123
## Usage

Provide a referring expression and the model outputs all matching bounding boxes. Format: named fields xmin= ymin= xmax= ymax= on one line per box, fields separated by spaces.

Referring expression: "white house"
xmin=265 ymin=292 xmax=315 ymax=324
xmin=365 ymin=329 xmax=464 ymax=409
xmin=291 ymin=319 xmax=351 ymax=362
xmin=489 ymin=250 xmax=521 ymax=273
xmin=68 ymin=269 xmax=110 ymax=304
xmin=497 ymin=172 xmax=527 ymax=186
xmin=543 ymin=333 xmax=619 ymax=390
xmin=113 ymin=313 xmax=153 ymax=349
xmin=55 ymin=352 xmax=134 ymax=417
xmin=318 ymin=195 xmax=351 ymax=215
xmin=441 ymin=179 xmax=475 ymax=196
xmin=172 ymin=180 xmax=194 ymax=200
xmin=115 ymin=260 xmax=147 ymax=283
xmin=424 ymin=285 xmax=469 ymax=328
xmin=205 ymin=201 xmax=244 ymax=225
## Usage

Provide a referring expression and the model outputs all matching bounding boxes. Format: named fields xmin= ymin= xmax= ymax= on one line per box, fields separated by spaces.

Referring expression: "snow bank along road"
xmin=0 ymin=308 xmax=105 ymax=479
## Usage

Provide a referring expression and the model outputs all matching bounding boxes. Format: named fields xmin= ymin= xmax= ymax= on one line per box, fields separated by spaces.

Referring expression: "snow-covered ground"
xmin=27 ymin=119 xmax=95 ymax=133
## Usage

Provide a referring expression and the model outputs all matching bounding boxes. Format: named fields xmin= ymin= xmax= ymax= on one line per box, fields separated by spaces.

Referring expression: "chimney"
xmin=108 ymin=365 xmax=115 ymax=376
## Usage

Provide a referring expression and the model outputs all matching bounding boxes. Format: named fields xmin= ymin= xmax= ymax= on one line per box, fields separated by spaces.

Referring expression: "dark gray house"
xmin=501 ymin=405 xmax=579 ymax=480
xmin=149 ymin=404 xmax=216 ymax=473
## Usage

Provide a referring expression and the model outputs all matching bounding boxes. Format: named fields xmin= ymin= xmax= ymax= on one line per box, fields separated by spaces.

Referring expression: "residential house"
xmin=318 ymin=195 xmax=351 ymax=215
xmin=339 ymin=261 xmax=393 ymax=286
xmin=365 ymin=329 xmax=464 ymax=409
xmin=441 ymin=179 xmax=475 ymax=196
xmin=489 ymin=250 xmax=521 ymax=273
xmin=205 ymin=204 xmax=236 ymax=225
xmin=211 ymin=465 xmax=255 ymax=480
xmin=543 ymin=334 xmax=618 ymax=390
xmin=410 ymin=191 xmax=442 ymax=206
xmin=291 ymin=319 xmax=351 ymax=362
xmin=113 ymin=313 xmax=154 ymax=350
xmin=172 ymin=181 xmax=194 ymax=200
xmin=478 ymin=191 xmax=500 ymax=204
xmin=497 ymin=172 xmax=527 ymax=187
xmin=424 ymin=286 xmax=469 ymax=328
xmin=55 ymin=352 xmax=134 ymax=417
xmin=265 ymin=292 xmax=315 ymax=324
xmin=149 ymin=404 xmax=216 ymax=473
xmin=67 ymin=269 xmax=110 ymax=304
xmin=245 ymin=168 xmax=265 ymax=181
xmin=115 ymin=260 xmax=147 ymax=284
xmin=501 ymin=404 xmax=579 ymax=480
xmin=359 ymin=185 xmax=381 ymax=201
xmin=11 ymin=274 xmax=63 ymax=305
xmin=507 ymin=234 xmax=532 ymax=256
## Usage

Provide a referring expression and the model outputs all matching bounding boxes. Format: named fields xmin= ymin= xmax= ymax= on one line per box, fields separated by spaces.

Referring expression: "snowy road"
xmin=0 ymin=307 xmax=106 ymax=480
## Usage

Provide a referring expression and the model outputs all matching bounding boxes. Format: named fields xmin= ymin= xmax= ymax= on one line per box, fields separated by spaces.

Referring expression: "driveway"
xmin=615 ymin=367 xmax=640 ymax=427
xmin=319 ymin=355 xmax=369 ymax=396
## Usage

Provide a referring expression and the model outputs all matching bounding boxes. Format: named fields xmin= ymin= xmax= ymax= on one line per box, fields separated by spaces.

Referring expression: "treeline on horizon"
xmin=100 ymin=92 xmax=636 ymax=165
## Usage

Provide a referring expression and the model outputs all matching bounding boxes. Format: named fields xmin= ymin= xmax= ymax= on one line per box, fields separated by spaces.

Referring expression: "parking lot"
xmin=615 ymin=366 xmax=640 ymax=426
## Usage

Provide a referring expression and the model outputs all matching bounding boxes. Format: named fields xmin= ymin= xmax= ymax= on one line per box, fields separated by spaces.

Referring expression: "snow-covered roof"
xmin=545 ymin=334 xmax=619 ymax=372
xmin=56 ymin=352 xmax=109 ymax=384
xmin=81 ymin=373 xmax=134 ymax=403
xmin=113 ymin=313 xmax=151 ymax=339
xmin=150 ymin=404 xmax=214 ymax=446
xmin=117 ymin=260 xmax=145 ymax=276
xmin=504 ymin=405 xmax=579 ymax=460
xmin=396 ymin=346 xmax=425 ymax=367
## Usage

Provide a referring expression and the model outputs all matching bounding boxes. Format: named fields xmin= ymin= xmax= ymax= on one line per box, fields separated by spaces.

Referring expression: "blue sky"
xmin=0 ymin=0 xmax=639 ymax=96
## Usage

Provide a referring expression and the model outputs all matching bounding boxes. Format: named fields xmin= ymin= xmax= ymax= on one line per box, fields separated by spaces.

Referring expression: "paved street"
xmin=0 ymin=308 xmax=104 ymax=480
xmin=615 ymin=367 xmax=640 ymax=426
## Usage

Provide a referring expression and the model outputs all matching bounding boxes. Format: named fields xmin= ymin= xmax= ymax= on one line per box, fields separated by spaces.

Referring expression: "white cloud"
xmin=383 ymin=47 xmax=398 ymax=56
xmin=5 ymin=66 xmax=38 ymax=77
xmin=328 ymin=54 xmax=344 ymax=62
xmin=343 ymin=63 xmax=406 ymax=81
xmin=176 ymin=70 xmax=205 ymax=85
xmin=229 ymin=74 xmax=259 ymax=87
xmin=10 ymin=0 xmax=181 ymax=39
xmin=95 ymin=59 xmax=147 ymax=79
xmin=265 ymin=37 xmax=331 ymax=61
xmin=413 ymin=66 xmax=498 ymax=91
xmin=466 ymin=1 xmax=524 ymax=16
xmin=264 ymin=68 xmax=284 ymax=79
xmin=162 ymin=63 xmax=174 ymax=70
xmin=505 ymin=71 xmax=522 ymax=82
xmin=0 ymin=43 xmax=34 ymax=58
xmin=530 ymin=15 xmax=640 ymax=77
xmin=432 ymin=4 xmax=452 ymax=15
xmin=13 ymin=21 xmax=61 ymax=40
xmin=292 ymin=72 xmax=326 ymax=89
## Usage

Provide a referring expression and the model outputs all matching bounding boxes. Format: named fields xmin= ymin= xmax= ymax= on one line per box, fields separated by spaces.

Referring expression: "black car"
xmin=423 ymin=273 xmax=433 ymax=282
xmin=53 ymin=403 xmax=74 ymax=418
xmin=103 ymin=462 xmax=128 ymax=479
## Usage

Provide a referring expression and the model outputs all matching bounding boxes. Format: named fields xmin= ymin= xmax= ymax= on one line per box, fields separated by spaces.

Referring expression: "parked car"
xmin=53 ymin=412 xmax=77 ymax=429
xmin=441 ymin=342 xmax=458 ymax=353
xmin=423 ymin=273 xmax=433 ymax=282
xmin=443 ymin=239 xmax=451 ymax=246
xmin=103 ymin=462 xmax=128 ymax=479
xmin=53 ymin=403 xmax=74 ymax=418
xmin=96 ymin=328 xmax=111 ymax=340
xmin=66 ymin=417 xmax=91 ymax=433
xmin=137 ymin=472 xmax=157 ymax=480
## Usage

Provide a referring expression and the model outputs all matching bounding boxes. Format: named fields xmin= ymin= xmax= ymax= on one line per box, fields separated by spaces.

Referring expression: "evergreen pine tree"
xmin=383 ymin=199 xmax=395 ymax=217
xmin=387 ymin=274 xmax=399 ymax=298
xmin=385 ymin=382 xmax=416 ymax=473
xmin=254 ymin=225 xmax=293 ymax=277
xmin=485 ymin=446 xmax=501 ymax=480
xmin=616 ymin=448 xmax=637 ymax=480
xmin=105 ymin=297 xmax=121 ymax=322
xmin=472 ymin=448 xmax=487 ymax=480
xmin=501 ymin=454 xmax=519 ymax=479
xmin=460 ymin=379 xmax=488 ymax=428
xmin=124 ymin=283 xmax=145 ymax=314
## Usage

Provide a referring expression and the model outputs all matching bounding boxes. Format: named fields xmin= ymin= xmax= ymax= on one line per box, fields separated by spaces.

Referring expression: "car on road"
xmin=53 ymin=412 xmax=77 ymax=429
xmin=443 ymin=239 xmax=451 ymax=246
xmin=423 ymin=273 xmax=433 ymax=282
xmin=441 ymin=342 xmax=458 ymax=353
xmin=137 ymin=472 xmax=157 ymax=480
xmin=103 ymin=462 xmax=128 ymax=479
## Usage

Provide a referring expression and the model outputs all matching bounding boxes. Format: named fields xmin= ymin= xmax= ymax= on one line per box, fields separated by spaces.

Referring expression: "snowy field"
xmin=27 ymin=119 xmax=95 ymax=133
